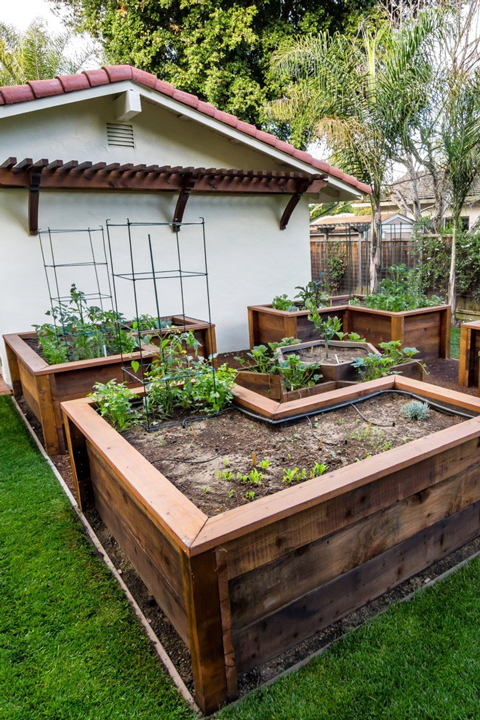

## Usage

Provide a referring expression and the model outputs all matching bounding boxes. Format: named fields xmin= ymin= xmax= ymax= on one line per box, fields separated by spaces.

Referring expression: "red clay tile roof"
xmin=0 ymin=64 xmax=371 ymax=196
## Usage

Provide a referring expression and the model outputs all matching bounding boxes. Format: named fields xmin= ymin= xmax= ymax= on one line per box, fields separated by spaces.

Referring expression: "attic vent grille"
xmin=106 ymin=123 xmax=135 ymax=148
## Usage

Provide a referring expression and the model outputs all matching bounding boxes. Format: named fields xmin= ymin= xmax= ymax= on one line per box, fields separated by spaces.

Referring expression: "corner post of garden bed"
xmin=390 ymin=314 xmax=404 ymax=344
xmin=181 ymin=545 xmax=233 ymax=714
xmin=62 ymin=402 xmax=93 ymax=509
xmin=4 ymin=338 xmax=21 ymax=397
xmin=440 ymin=305 xmax=452 ymax=359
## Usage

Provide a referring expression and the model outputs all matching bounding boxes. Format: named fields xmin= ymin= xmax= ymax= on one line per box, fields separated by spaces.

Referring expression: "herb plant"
xmin=295 ymin=280 xmax=329 ymax=310
xmin=400 ymin=401 xmax=430 ymax=420
xmin=278 ymin=354 xmax=321 ymax=391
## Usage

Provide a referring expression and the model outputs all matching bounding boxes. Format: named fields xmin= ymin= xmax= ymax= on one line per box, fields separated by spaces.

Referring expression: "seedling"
xmin=283 ymin=467 xmax=307 ymax=484
xmin=223 ymin=457 xmax=230 ymax=467
xmin=305 ymin=303 xmax=342 ymax=359
xmin=244 ymin=490 xmax=256 ymax=501
xmin=259 ymin=459 xmax=270 ymax=469
xmin=310 ymin=462 xmax=328 ymax=478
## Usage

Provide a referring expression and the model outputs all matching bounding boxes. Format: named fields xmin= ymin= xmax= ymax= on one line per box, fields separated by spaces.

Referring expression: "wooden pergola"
xmin=0 ymin=157 xmax=327 ymax=235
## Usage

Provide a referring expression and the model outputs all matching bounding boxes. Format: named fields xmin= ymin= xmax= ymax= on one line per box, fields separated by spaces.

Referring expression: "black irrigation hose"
xmin=235 ymin=389 xmax=477 ymax=426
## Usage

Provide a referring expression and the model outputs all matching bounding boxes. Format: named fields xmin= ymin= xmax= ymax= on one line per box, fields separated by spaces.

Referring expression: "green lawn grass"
xmin=3 ymin=394 xmax=480 ymax=720
xmin=451 ymin=325 xmax=460 ymax=359
xmin=0 ymin=396 xmax=192 ymax=720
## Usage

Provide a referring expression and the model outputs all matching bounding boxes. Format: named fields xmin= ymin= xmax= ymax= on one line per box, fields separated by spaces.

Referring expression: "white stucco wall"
xmin=0 ymin=93 xmax=312 ymax=378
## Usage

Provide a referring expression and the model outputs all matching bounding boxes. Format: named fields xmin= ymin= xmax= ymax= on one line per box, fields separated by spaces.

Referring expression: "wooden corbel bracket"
xmin=279 ymin=178 xmax=312 ymax=231
xmin=172 ymin=171 xmax=197 ymax=231
xmin=28 ymin=160 xmax=48 ymax=236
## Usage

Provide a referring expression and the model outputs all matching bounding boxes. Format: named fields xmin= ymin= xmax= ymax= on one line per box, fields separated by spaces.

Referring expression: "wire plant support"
xmin=39 ymin=226 xmax=115 ymax=361
xmin=105 ymin=217 xmax=217 ymax=431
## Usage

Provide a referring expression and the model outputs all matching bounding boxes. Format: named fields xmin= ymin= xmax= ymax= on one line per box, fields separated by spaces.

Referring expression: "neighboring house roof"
xmin=0 ymin=64 xmax=371 ymax=197
xmin=311 ymin=211 xmax=410 ymax=228
xmin=387 ymin=171 xmax=480 ymax=203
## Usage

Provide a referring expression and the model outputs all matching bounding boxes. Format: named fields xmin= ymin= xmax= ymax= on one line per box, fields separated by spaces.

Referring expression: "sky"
xmin=1 ymin=0 xmax=66 ymax=32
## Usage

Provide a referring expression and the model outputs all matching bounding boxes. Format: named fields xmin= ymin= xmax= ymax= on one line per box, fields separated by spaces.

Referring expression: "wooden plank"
xmin=3 ymin=332 xmax=48 ymax=373
xmin=232 ymin=383 xmax=280 ymax=419
xmin=229 ymin=457 xmax=480 ymax=629
xmin=232 ymin=501 xmax=480 ymax=673
xmin=440 ymin=305 xmax=451 ymax=359
xmin=181 ymin=551 xmax=228 ymax=714
xmin=4 ymin=342 xmax=20 ymax=396
xmin=94 ymin=478 xmax=189 ymax=643
xmin=458 ymin=324 xmax=471 ymax=386
xmin=215 ymin=548 xmax=238 ymax=700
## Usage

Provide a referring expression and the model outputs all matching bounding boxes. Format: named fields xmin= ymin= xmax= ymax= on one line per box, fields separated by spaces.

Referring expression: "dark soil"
xmin=428 ymin=357 xmax=478 ymax=396
xmin=124 ymin=394 xmax=462 ymax=516
xmin=285 ymin=344 xmax=369 ymax=364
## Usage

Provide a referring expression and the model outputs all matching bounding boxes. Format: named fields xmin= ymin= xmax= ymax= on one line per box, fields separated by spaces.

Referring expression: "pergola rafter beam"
xmin=0 ymin=157 xmax=327 ymax=234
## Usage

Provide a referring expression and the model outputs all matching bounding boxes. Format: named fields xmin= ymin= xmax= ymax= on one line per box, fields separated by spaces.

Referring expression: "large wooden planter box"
xmin=458 ymin=320 xmax=480 ymax=390
xmin=234 ymin=372 xmax=355 ymax=401
xmin=277 ymin=339 xmax=379 ymax=382
xmin=248 ymin=304 xmax=451 ymax=360
xmin=63 ymin=376 xmax=480 ymax=713
xmin=4 ymin=316 xmax=216 ymax=455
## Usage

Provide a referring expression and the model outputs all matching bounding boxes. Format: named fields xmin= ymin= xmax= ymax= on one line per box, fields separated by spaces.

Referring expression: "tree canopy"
xmin=52 ymin=0 xmax=375 ymax=128
xmin=0 ymin=18 xmax=96 ymax=85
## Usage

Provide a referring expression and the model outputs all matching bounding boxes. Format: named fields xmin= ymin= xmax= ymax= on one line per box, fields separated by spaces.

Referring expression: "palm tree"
xmin=0 ymin=18 xmax=97 ymax=86
xmin=443 ymin=76 xmax=480 ymax=314
xmin=270 ymin=12 xmax=435 ymax=290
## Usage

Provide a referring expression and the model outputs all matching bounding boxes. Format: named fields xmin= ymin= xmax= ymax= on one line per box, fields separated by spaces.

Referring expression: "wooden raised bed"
xmin=234 ymin=372 xmax=355 ymax=401
xmin=248 ymin=304 xmax=451 ymax=360
xmin=277 ymin=339 xmax=379 ymax=382
xmin=63 ymin=376 xmax=480 ymax=713
xmin=4 ymin=316 xmax=216 ymax=455
xmin=458 ymin=320 xmax=480 ymax=389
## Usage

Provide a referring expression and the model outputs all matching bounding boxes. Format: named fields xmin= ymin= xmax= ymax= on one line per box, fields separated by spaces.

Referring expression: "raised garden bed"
xmin=277 ymin=339 xmax=378 ymax=382
xmin=62 ymin=375 xmax=480 ymax=713
xmin=3 ymin=332 xmax=157 ymax=455
xmin=458 ymin=320 xmax=480 ymax=390
xmin=248 ymin=304 xmax=451 ymax=359
xmin=4 ymin=318 xmax=216 ymax=456
xmin=234 ymin=371 xmax=355 ymax=401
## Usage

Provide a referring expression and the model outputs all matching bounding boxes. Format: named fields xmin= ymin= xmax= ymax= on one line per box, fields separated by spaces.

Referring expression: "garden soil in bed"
xmin=13 ymin=394 xmax=480 ymax=702
xmin=123 ymin=394 xmax=463 ymax=516
xmin=292 ymin=345 xmax=369 ymax=363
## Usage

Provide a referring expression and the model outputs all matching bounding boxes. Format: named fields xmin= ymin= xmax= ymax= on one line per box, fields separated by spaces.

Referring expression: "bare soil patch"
xmin=291 ymin=344 xmax=368 ymax=363
xmin=124 ymin=393 xmax=462 ymax=516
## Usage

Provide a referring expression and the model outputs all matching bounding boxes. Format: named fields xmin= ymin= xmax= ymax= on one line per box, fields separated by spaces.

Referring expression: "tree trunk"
xmin=369 ymin=198 xmax=382 ymax=291
xmin=447 ymin=220 xmax=457 ymax=316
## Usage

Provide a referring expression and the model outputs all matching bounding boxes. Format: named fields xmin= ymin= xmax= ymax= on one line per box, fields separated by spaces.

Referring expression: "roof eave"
xmin=0 ymin=79 xmax=367 ymax=201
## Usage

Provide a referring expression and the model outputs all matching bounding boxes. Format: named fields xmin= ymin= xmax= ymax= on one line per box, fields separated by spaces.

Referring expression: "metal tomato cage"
xmin=38 ymin=226 xmax=115 ymax=360
xmin=104 ymin=217 xmax=217 ymax=430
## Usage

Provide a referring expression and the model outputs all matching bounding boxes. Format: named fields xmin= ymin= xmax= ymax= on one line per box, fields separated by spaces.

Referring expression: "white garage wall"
xmin=0 ymin=94 xmax=311 ymax=378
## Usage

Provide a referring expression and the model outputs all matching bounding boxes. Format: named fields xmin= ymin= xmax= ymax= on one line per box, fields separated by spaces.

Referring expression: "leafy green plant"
xmin=278 ymin=354 xmax=322 ymax=390
xmin=305 ymin=304 xmax=342 ymax=359
xmin=358 ymin=265 xmax=444 ymax=312
xmin=295 ymin=280 xmax=329 ymax=310
xmin=259 ymin=458 xmax=270 ymax=469
xmin=271 ymin=294 xmax=297 ymax=311
xmin=310 ymin=462 xmax=328 ymax=478
xmin=400 ymin=400 xmax=430 ymax=421
xmin=34 ymin=284 xmax=142 ymax=364
xmin=189 ymin=361 xmax=236 ymax=414
xmin=244 ymin=490 xmax=256 ymax=502
xmin=89 ymin=380 xmax=140 ymax=432
xmin=283 ymin=467 xmax=307 ymax=484
xmin=324 ymin=248 xmax=347 ymax=292
xmin=352 ymin=341 xmax=426 ymax=381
